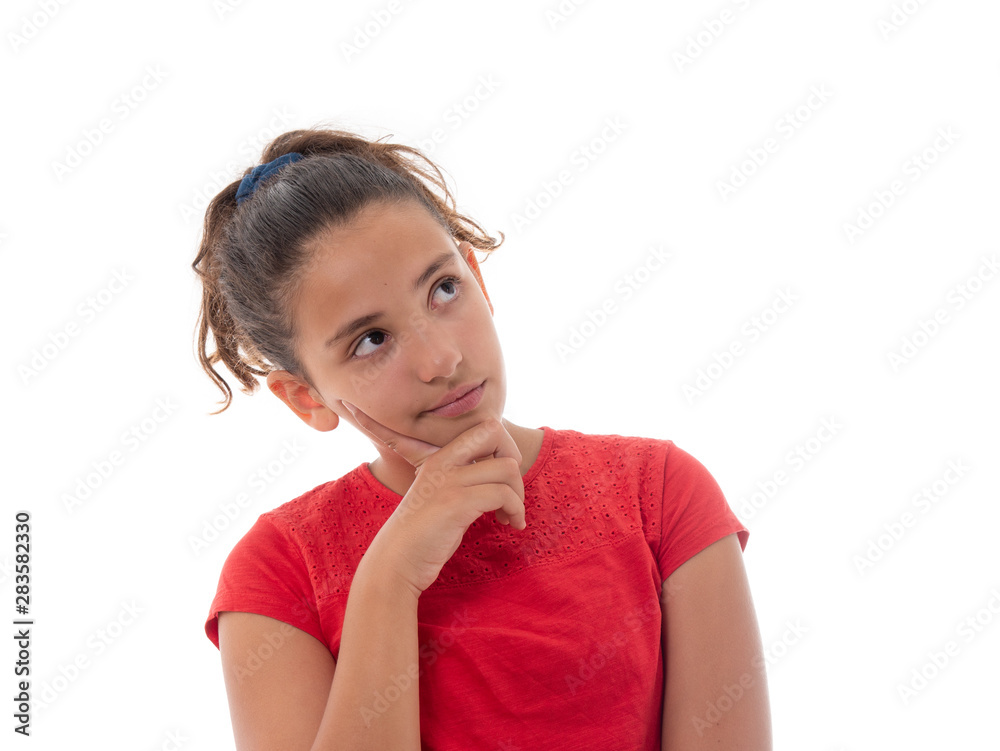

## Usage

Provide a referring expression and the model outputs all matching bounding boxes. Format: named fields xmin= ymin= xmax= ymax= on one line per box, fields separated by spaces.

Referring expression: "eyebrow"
xmin=324 ymin=251 xmax=458 ymax=350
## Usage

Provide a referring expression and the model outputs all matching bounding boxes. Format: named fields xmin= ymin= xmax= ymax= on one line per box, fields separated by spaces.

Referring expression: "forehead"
xmin=293 ymin=201 xmax=460 ymax=339
xmin=304 ymin=199 xmax=452 ymax=273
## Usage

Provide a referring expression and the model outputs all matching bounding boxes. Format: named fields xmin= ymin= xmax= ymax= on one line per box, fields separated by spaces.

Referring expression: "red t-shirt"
xmin=205 ymin=426 xmax=748 ymax=749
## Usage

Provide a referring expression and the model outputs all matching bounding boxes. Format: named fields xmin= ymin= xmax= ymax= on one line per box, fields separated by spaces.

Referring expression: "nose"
xmin=409 ymin=319 xmax=461 ymax=383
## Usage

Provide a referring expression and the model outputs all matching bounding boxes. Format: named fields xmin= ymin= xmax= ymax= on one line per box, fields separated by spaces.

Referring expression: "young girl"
xmin=193 ymin=126 xmax=772 ymax=750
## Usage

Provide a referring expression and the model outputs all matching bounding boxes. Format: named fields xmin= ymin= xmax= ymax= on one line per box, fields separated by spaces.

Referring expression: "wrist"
xmin=356 ymin=528 xmax=423 ymax=603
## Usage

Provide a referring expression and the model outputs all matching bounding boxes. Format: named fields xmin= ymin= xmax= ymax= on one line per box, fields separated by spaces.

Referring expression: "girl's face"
xmin=286 ymin=199 xmax=506 ymax=449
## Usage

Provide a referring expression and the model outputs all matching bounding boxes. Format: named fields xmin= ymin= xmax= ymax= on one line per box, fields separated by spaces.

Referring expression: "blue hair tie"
xmin=235 ymin=152 xmax=303 ymax=205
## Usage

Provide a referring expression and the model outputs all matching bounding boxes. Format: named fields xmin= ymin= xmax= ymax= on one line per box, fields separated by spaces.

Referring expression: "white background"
xmin=3 ymin=0 xmax=999 ymax=748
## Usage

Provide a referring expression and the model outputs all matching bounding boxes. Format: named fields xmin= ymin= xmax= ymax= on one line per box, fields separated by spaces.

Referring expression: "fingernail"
xmin=342 ymin=401 xmax=357 ymax=414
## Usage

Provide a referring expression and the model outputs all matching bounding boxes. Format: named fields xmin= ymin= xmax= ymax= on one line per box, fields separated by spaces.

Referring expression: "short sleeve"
xmin=204 ymin=515 xmax=326 ymax=651
xmin=656 ymin=441 xmax=749 ymax=581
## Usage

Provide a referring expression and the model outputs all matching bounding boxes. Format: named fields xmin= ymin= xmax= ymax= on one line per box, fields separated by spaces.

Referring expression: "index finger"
xmin=340 ymin=400 xmax=441 ymax=468
xmin=445 ymin=418 xmax=523 ymax=470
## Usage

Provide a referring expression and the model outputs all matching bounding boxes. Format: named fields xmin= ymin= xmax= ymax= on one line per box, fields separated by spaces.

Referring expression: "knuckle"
xmin=504 ymin=487 xmax=523 ymax=510
xmin=473 ymin=417 xmax=502 ymax=440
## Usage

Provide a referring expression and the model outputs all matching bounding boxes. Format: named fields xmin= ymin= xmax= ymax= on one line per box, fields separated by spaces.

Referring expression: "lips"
xmin=423 ymin=380 xmax=485 ymax=416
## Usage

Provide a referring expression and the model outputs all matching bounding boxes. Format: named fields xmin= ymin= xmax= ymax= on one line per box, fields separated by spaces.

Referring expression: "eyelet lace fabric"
xmin=204 ymin=421 xmax=749 ymax=751
xmin=265 ymin=427 xmax=666 ymax=599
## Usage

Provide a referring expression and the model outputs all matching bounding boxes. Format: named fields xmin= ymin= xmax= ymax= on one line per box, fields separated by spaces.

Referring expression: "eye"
xmin=353 ymin=330 xmax=387 ymax=358
xmin=350 ymin=276 xmax=463 ymax=360
xmin=432 ymin=276 xmax=462 ymax=306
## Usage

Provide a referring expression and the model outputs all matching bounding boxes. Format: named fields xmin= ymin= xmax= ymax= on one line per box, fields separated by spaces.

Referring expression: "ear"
xmin=266 ymin=370 xmax=340 ymax=432
xmin=459 ymin=241 xmax=494 ymax=316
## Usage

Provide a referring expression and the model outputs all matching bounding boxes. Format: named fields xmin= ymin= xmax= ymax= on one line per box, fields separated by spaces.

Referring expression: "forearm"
xmin=311 ymin=552 xmax=421 ymax=751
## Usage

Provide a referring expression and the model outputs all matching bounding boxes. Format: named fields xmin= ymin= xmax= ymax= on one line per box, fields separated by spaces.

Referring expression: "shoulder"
xmin=218 ymin=462 xmax=381 ymax=596
xmin=262 ymin=463 xmax=370 ymax=527
xmin=205 ymin=464 xmax=373 ymax=650
xmin=537 ymin=426 xmax=673 ymax=500
xmin=546 ymin=428 xmax=748 ymax=574
xmin=544 ymin=425 xmax=670 ymax=470
xmin=539 ymin=426 xmax=673 ymax=532
xmin=542 ymin=426 xmax=735 ymax=498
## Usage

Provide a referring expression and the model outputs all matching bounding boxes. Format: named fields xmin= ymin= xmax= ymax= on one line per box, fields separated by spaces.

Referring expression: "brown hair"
xmin=191 ymin=125 xmax=504 ymax=414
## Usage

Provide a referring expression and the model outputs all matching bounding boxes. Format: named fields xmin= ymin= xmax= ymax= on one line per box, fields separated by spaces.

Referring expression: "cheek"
xmin=345 ymin=360 xmax=408 ymax=416
xmin=470 ymin=315 xmax=501 ymax=359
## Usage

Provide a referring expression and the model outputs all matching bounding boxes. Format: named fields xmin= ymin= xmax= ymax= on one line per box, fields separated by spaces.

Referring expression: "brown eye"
xmin=354 ymin=330 xmax=387 ymax=358
xmin=432 ymin=277 xmax=462 ymax=306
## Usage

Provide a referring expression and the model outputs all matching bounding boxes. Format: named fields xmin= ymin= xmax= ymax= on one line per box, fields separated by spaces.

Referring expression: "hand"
xmin=341 ymin=402 xmax=526 ymax=595
xmin=340 ymin=400 xmax=444 ymax=469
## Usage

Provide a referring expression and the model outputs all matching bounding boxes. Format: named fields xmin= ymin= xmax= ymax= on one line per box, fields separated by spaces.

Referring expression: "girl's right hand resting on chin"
xmin=341 ymin=402 xmax=527 ymax=598
xmin=217 ymin=410 xmax=528 ymax=750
